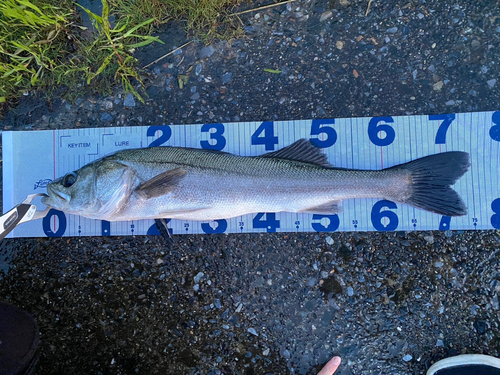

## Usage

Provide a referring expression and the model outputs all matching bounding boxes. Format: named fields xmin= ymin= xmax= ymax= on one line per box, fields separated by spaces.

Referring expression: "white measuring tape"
xmin=3 ymin=110 xmax=500 ymax=237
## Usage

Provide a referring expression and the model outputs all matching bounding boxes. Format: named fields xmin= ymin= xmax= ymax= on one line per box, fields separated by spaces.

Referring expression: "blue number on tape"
xmin=201 ymin=219 xmax=228 ymax=234
xmin=439 ymin=216 xmax=451 ymax=230
xmin=371 ymin=200 xmax=398 ymax=231
xmin=368 ymin=117 xmax=395 ymax=146
xmin=147 ymin=125 xmax=172 ymax=147
xmin=490 ymin=111 xmax=500 ymax=142
xmin=200 ymin=123 xmax=226 ymax=151
xmin=251 ymin=121 xmax=278 ymax=150
xmin=491 ymin=198 xmax=500 ymax=229
xmin=101 ymin=220 xmax=111 ymax=236
xmin=311 ymin=214 xmax=340 ymax=232
xmin=429 ymin=114 xmax=456 ymax=144
xmin=147 ymin=219 xmax=172 ymax=235
xmin=472 ymin=218 xmax=478 ymax=228
xmin=253 ymin=213 xmax=280 ymax=232
xmin=310 ymin=119 xmax=337 ymax=148
xmin=42 ymin=209 xmax=66 ymax=237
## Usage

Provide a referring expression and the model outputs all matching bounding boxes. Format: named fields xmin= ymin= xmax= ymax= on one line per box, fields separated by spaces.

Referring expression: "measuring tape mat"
xmin=3 ymin=111 xmax=500 ymax=237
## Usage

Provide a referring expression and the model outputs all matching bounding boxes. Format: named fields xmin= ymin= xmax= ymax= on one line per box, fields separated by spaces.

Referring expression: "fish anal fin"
xmin=260 ymin=139 xmax=332 ymax=167
xmin=135 ymin=168 xmax=186 ymax=200
xmin=299 ymin=201 xmax=343 ymax=215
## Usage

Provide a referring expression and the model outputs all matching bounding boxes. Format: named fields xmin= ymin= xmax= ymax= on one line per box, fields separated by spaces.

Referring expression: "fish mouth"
xmin=43 ymin=185 xmax=71 ymax=207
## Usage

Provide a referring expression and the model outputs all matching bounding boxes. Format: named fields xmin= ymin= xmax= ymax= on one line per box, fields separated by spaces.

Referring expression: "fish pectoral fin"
xmin=299 ymin=201 xmax=343 ymax=215
xmin=135 ymin=168 xmax=186 ymax=200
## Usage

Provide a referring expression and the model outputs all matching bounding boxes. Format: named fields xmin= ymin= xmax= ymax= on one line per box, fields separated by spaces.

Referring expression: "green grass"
xmin=0 ymin=0 xmax=76 ymax=101
xmin=0 ymin=0 xmax=246 ymax=108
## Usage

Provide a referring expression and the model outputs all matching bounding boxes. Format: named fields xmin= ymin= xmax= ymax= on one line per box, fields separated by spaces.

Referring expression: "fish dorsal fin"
xmin=260 ymin=139 xmax=332 ymax=167
xmin=135 ymin=168 xmax=186 ymax=200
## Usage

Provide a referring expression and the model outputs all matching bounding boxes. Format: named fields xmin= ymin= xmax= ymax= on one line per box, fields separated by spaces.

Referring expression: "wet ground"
xmin=1 ymin=0 xmax=500 ymax=374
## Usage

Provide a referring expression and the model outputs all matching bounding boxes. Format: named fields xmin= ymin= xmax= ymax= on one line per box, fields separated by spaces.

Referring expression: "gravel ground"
xmin=1 ymin=0 xmax=500 ymax=374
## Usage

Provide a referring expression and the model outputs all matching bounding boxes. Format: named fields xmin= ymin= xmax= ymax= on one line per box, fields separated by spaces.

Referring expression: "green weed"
xmin=0 ymin=0 xmax=76 ymax=101
xmin=76 ymin=0 xmax=162 ymax=102
xmin=1 ymin=0 xmax=246 ymax=107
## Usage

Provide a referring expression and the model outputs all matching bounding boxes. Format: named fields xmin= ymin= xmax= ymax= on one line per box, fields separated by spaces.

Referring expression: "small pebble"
xmin=487 ymin=79 xmax=497 ymax=88
xmin=222 ymin=72 xmax=232 ymax=84
xmin=247 ymin=327 xmax=258 ymax=336
xmin=403 ymin=354 xmax=412 ymax=362
xmin=100 ymin=113 xmax=113 ymax=122
xmin=424 ymin=235 xmax=434 ymax=244
xmin=214 ymin=298 xmax=222 ymax=309
xmin=194 ymin=272 xmax=204 ymax=283
xmin=347 ymin=286 xmax=354 ymax=296
xmin=123 ymin=93 xmax=135 ymax=107
xmin=433 ymin=81 xmax=444 ymax=91
xmin=195 ymin=64 xmax=202 ymax=75
xmin=200 ymin=45 xmax=215 ymax=58
xmin=474 ymin=320 xmax=489 ymax=335
xmin=326 ymin=236 xmax=334 ymax=245
xmin=320 ymin=11 xmax=333 ymax=22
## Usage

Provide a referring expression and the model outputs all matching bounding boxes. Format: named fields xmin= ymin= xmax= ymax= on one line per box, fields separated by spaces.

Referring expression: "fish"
xmin=41 ymin=139 xmax=470 ymax=221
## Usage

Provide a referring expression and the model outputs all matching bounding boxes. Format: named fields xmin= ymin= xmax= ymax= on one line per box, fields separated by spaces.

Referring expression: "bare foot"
xmin=317 ymin=356 xmax=341 ymax=375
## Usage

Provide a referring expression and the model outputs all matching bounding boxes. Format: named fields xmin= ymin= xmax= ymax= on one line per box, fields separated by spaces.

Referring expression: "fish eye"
xmin=62 ymin=172 xmax=78 ymax=188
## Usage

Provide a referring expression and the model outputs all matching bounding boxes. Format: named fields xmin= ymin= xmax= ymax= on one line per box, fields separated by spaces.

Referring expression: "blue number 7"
xmin=429 ymin=114 xmax=455 ymax=144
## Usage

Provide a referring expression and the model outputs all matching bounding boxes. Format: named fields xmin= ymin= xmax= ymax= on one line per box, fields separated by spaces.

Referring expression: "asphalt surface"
xmin=1 ymin=0 xmax=500 ymax=374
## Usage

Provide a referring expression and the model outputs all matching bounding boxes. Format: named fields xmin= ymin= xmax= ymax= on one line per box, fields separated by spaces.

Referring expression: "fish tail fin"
xmin=395 ymin=151 xmax=470 ymax=216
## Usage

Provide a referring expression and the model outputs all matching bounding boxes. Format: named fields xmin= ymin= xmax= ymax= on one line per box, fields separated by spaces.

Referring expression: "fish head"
xmin=42 ymin=160 xmax=136 ymax=219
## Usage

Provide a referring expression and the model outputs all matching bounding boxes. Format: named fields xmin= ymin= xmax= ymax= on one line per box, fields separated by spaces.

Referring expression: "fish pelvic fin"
xmin=155 ymin=218 xmax=174 ymax=243
xmin=135 ymin=168 xmax=186 ymax=200
xmin=299 ymin=200 xmax=343 ymax=215
xmin=395 ymin=151 xmax=470 ymax=216
xmin=260 ymin=139 xmax=333 ymax=167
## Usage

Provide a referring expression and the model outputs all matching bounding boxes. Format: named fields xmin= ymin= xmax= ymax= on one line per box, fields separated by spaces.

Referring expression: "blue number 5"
xmin=310 ymin=119 xmax=337 ymax=148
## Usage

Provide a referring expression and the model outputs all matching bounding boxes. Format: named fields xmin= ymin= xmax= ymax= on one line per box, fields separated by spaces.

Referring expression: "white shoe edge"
xmin=427 ymin=354 xmax=500 ymax=375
